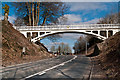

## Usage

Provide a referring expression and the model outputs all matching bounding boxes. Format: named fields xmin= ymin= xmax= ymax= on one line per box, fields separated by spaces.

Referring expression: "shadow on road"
xmin=56 ymin=68 xmax=84 ymax=80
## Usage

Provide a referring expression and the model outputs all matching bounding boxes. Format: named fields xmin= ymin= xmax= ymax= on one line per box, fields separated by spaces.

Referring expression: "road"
xmin=1 ymin=55 xmax=92 ymax=80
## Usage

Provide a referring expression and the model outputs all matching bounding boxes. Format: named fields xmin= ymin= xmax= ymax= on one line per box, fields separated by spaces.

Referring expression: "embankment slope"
xmin=2 ymin=20 xmax=50 ymax=67
xmin=97 ymin=31 xmax=120 ymax=79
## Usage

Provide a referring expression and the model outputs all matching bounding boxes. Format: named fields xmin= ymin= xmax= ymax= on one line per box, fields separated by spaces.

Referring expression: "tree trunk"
xmin=41 ymin=15 xmax=47 ymax=26
xmin=35 ymin=3 xmax=37 ymax=26
xmin=26 ymin=2 xmax=32 ymax=26
xmin=4 ymin=13 xmax=8 ymax=24
xmin=4 ymin=13 xmax=8 ymax=21
xmin=37 ymin=3 xmax=40 ymax=26
xmin=41 ymin=10 xmax=50 ymax=26
xmin=32 ymin=3 xmax=35 ymax=26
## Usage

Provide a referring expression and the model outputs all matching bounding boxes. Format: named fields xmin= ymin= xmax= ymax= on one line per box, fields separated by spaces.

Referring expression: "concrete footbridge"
xmin=14 ymin=24 xmax=120 ymax=42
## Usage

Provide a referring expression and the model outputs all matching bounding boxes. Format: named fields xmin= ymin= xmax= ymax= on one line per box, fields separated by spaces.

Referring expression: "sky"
xmin=0 ymin=2 xmax=119 ymax=24
xmin=41 ymin=2 xmax=119 ymax=53
xmin=0 ymin=0 xmax=119 ymax=2
xmin=0 ymin=1 xmax=119 ymax=53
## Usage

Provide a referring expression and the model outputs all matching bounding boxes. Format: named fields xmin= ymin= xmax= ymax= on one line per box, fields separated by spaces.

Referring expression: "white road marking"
xmin=23 ymin=55 xmax=77 ymax=79
xmin=60 ymin=63 xmax=65 ymax=66
xmin=89 ymin=57 xmax=94 ymax=80
xmin=38 ymin=71 xmax=46 ymax=76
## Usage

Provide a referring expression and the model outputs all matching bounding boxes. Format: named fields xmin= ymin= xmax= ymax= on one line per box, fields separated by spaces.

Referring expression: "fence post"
xmin=21 ymin=47 xmax=25 ymax=58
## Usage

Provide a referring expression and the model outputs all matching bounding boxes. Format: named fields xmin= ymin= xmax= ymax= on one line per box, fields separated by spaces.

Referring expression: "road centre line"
xmin=1 ymin=56 xmax=60 ymax=72
xmin=23 ymin=55 xmax=77 ymax=79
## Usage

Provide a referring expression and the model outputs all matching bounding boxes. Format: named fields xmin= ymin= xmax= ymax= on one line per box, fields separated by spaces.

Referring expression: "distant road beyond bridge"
xmin=14 ymin=24 xmax=120 ymax=42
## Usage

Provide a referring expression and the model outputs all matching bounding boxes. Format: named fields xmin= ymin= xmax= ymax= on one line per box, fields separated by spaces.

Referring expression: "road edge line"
xmin=88 ymin=57 xmax=94 ymax=80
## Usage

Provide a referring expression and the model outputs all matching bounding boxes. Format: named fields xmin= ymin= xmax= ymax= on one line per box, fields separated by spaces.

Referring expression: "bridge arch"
xmin=31 ymin=30 xmax=107 ymax=42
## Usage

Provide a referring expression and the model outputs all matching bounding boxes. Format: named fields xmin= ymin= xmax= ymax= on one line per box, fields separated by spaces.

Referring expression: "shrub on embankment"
xmin=2 ymin=20 xmax=50 ymax=67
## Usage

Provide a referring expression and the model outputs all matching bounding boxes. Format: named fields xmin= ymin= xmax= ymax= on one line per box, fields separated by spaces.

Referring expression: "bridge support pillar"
xmin=37 ymin=32 xmax=39 ymax=37
xmin=22 ymin=32 xmax=27 ymax=37
xmin=113 ymin=30 xmax=119 ymax=35
xmin=98 ymin=30 xmax=100 ymax=35
xmin=106 ymin=30 xmax=108 ymax=38
xmin=45 ymin=32 xmax=47 ymax=34
xmin=91 ymin=30 xmax=93 ymax=33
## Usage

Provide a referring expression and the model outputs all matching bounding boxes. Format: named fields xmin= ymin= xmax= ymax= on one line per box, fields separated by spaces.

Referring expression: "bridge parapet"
xmin=14 ymin=24 xmax=120 ymax=31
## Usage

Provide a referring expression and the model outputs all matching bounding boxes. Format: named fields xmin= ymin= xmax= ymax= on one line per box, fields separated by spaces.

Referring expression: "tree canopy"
xmin=73 ymin=35 xmax=102 ymax=54
xmin=2 ymin=4 xmax=9 ymax=15
xmin=13 ymin=2 xmax=68 ymax=26
xmin=97 ymin=12 xmax=120 ymax=24
xmin=50 ymin=42 xmax=72 ymax=54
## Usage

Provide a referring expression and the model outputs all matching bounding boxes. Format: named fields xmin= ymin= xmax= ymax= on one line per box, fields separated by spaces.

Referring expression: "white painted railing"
xmin=14 ymin=24 xmax=120 ymax=31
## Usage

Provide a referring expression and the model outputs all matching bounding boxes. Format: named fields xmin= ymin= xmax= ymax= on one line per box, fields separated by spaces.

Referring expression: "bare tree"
xmin=55 ymin=42 xmax=72 ymax=54
xmin=14 ymin=17 xmax=25 ymax=26
xmin=26 ymin=2 xmax=32 ymax=26
xmin=41 ymin=2 xmax=68 ymax=26
xmin=32 ymin=3 xmax=35 ymax=26
xmin=98 ymin=12 xmax=120 ymax=24
xmin=13 ymin=2 xmax=68 ymax=26
xmin=58 ymin=16 xmax=68 ymax=25
xmin=50 ymin=45 xmax=56 ymax=52
xmin=2 ymin=4 xmax=9 ymax=22
xmin=36 ymin=2 xmax=40 ymax=26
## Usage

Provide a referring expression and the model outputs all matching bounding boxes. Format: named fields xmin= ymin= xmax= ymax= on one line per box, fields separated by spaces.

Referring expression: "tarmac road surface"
xmin=1 ymin=55 xmax=92 ymax=80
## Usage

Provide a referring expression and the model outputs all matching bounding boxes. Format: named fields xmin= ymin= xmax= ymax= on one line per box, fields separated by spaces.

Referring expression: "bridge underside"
xmin=23 ymin=30 xmax=116 ymax=42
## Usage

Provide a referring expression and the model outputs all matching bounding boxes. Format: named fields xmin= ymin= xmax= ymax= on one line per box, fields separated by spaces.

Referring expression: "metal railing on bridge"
xmin=14 ymin=24 xmax=120 ymax=31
